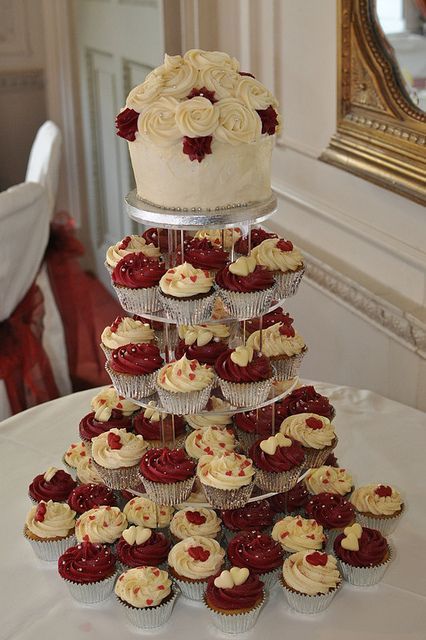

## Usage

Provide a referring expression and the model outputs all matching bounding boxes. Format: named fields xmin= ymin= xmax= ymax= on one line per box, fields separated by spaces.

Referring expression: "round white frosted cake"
xmin=116 ymin=49 xmax=280 ymax=210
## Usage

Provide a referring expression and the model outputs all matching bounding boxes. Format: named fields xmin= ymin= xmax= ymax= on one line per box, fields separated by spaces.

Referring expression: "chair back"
xmin=25 ymin=121 xmax=62 ymax=219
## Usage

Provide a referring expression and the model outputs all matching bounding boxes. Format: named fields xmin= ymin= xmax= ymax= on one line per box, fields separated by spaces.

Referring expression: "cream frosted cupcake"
xmin=124 ymin=496 xmax=173 ymax=531
xmin=193 ymin=228 xmax=242 ymax=252
xmin=75 ymin=505 xmax=127 ymax=544
xmin=155 ymin=354 xmax=215 ymax=414
xmin=24 ymin=500 xmax=76 ymax=561
xmin=169 ymin=508 xmax=222 ymax=543
xmin=197 ymin=452 xmax=255 ymax=509
xmin=63 ymin=441 xmax=89 ymax=478
xmin=185 ymin=426 xmax=237 ymax=460
xmin=304 ymin=466 xmax=354 ymax=498
xmin=91 ymin=428 xmax=149 ymax=489
xmin=272 ymin=515 xmax=326 ymax=556
xmin=215 ymin=345 xmax=273 ymax=408
xmin=185 ymin=397 xmax=233 ymax=431
xmin=76 ymin=457 xmax=105 ymax=485
xmin=105 ymin=234 xmax=160 ymax=271
xmin=115 ymin=566 xmax=178 ymax=629
xmin=350 ymin=484 xmax=404 ymax=536
xmin=175 ymin=323 xmax=230 ymax=366
xmin=158 ymin=262 xmax=216 ymax=324
xmin=167 ymin=535 xmax=226 ymax=600
xmin=246 ymin=322 xmax=307 ymax=380
xmin=251 ymin=237 xmax=304 ymax=298
xmin=79 ymin=386 xmax=139 ymax=448
xmin=280 ymin=413 xmax=337 ymax=469
xmin=100 ymin=316 xmax=156 ymax=358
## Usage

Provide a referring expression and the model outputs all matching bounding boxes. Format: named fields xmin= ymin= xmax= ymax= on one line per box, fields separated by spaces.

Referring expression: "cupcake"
xmin=333 ymin=523 xmax=392 ymax=586
xmin=155 ymin=355 xmax=215 ymax=414
xmin=63 ymin=441 xmax=89 ymax=478
xmin=281 ymin=551 xmax=341 ymax=613
xmin=91 ymin=428 xmax=149 ymax=489
xmin=280 ymin=413 xmax=338 ymax=469
xmin=75 ymin=505 xmax=127 ymax=544
xmin=193 ymin=228 xmax=242 ymax=252
xmin=233 ymin=404 xmax=278 ymax=451
xmin=268 ymin=482 xmax=310 ymax=517
xmin=215 ymin=345 xmax=273 ymax=408
xmin=123 ymin=496 xmax=173 ymax=530
xmin=215 ymin=255 xmax=275 ymax=320
xmin=185 ymin=396 xmax=233 ymax=431
xmin=272 ymin=515 xmax=326 ymax=555
xmin=175 ymin=323 xmax=230 ymax=365
xmin=67 ymin=483 xmax=117 ymax=514
xmin=350 ymin=483 xmax=404 ymax=536
xmin=134 ymin=402 xmax=186 ymax=448
xmin=221 ymin=500 xmax=275 ymax=539
xmin=138 ymin=447 xmax=196 ymax=505
xmin=304 ymin=465 xmax=353 ymax=498
xmin=142 ymin=227 xmax=169 ymax=252
xmin=28 ymin=467 xmax=77 ymax=504
xmin=181 ymin=237 xmax=229 ymax=272
xmin=169 ymin=508 xmax=222 ymax=543
xmin=227 ymin=531 xmax=283 ymax=590
xmin=204 ymin=567 xmax=265 ymax=633
xmin=277 ymin=384 xmax=336 ymax=420
xmin=251 ymin=237 xmax=305 ymax=298
xmin=115 ymin=566 xmax=178 ymax=629
xmin=175 ymin=477 xmax=208 ymax=509
xmin=249 ymin=433 xmax=305 ymax=493
xmin=100 ymin=316 xmax=156 ymax=359
xmin=158 ymin=262 xmax=215 ymax=324
xmin=305 ymin=493 xmax=356 ymax=550
xmin=76 ymin=457 xmax=105 ymax=485
xmin=185 ymin=426 xmax=237 ymax=460
xmin=234 ymin=227 xmax=278 ymax=255
xmin=106 ymin=342 xmax=164 ymax=399
xmin=244 ymin=306 xmax=293 ymax=335
xmin=167 ymin=535 xmax=226 ymax=600
xmin=106 ymin=234 xmax=160 ymax=271
xmin=197 ymin=452 xmax=255 ymax=509
xmin=58 ymin=539 xmax=117 ymax=603
xmin=111 ymin=253 xmax=166 ymax=313
xmin=79 ymin=386 xmax=138 ymax=447
xmin=24 ymin=500 xmax=76 ymax=561
xmin=116 ymin=525 xmax=171 ymax=569
xmin=246 ymin=322 xmax=307 ymax=380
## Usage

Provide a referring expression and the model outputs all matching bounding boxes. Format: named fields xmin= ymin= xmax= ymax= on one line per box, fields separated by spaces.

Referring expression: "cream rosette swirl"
xmin=175 ymin=96 xmax=219 ymax=138
xmin=272 ymin=515 xmax=325 ymax=552
xmin=76 ymin=458 xmax=104 ymax=485
xmin=26 ymin=501 xmax=76 ymax=539
xmin=235 ymin=75 xmax=277 ymax=111
xmin=115 ymin=566 xmax=172 ymax=608
xmin=101 ymin=319 xmax=155 ymax=351
xmin=170 ymin=508 xmax=222 ymax=540
xmin=90 ymin=386 xmax=139 ymax=420
xmin=91 ymin=428 xmax=148 ymax=469
xmin=106 ymin=235 xmax=160 ymax=268
xmin=159 ymin=262 xmax=213 ymax=298
xmin=76 ymin=506 xmax=127 ymax=544
xmin=305 ymin=466 xmax=353 ymax=496
xmin=185 ymin=426 xmax=237 ymax=459
xmin=215 ymin=98 xmax=262 ymax=145
xmin=157 ymin=355 xmax=214 ymax=393
xmin=198 ymin=66 xmax=239 ymax=99
xmin=160 ymin=58 xmax=199 ymax=99
xmin=124 ymin=497 xmax=173 ymax=528
xmin=64 ymin=442 xmax=89 ymax=468
xmin=197 ymin=452 xmax=255 ymax=489
xmin=283 ymin=551 xmax=341 ymax=595
xmin=167 ymin=535 xmax=225 ymax=580
xmin=126 ymin=73 xmax=165 ymax=110
xmin=178 ymin=323 xmax=230 ymax=346
xmin=185 ymin=398 xmax=233 ymax=430
xmin=184 ymin=49 xmax=240 ymax=73
xmin=350 ymin=484 xmax=402 ymax=516
xmin=280 ymin=414 xmax=335 ymax=450
xmin=251 ymin=238 xmax=304 ymax=272
xmin=193 ymin=228 xmax=241 ymax=250
xmin=247 ymin=323 xmax=306 ymax=358
xmin=138 ymin=96 xmax=181 ymax=145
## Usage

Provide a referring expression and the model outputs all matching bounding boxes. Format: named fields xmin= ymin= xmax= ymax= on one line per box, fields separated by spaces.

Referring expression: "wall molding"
xmin=0 ymin=69 xmax=43 ymax=91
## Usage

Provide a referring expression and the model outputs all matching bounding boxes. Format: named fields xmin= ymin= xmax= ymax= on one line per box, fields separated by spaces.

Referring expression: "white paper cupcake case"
xmin=64 ymin=571 xmax=118 ymax=603
xmin=354 ymin=511 xmax=402 ymax=537
xmin=91 ymin=459 xmax=141 ymax=490
xmin=138 ymin=476 xmax=195 ymax=506
xmin=158 ymin=290 xmax=216 ymax=324
xmin=170 ymin=575 xmax=208 ymax=601
xmin=271 ymin=349 xmax=307 ymax=381
xmin=336 ymin=545 xmax=393 ymax=586
xmin=202 ymin=482 xmax=255 ymax=510
xmin=24 ymin=529 xmax=77 ymax=562
xmin=155 ymin=380 xmax=215 ymax=414
xmin=203 ymin=593 xmax=266 ymax=634
xmin=112 ymin=282 xmax=162 ymax=314
xmin=254 ymin=463 xmax=304 ymax=494
xmin=106 ymin=364 xmax=157 ymax=400
xmin=281 ymin=578 xmax=342 ymax=614
xmin=117 ymin=587 xmax=179 ymax=628
xmin=274 ymin=267 xmax=305 ymax=299
xmin=218 ymin=378 xmax=273 ymax=408
xmin=218 ymin=286 xmax=275 ymax=321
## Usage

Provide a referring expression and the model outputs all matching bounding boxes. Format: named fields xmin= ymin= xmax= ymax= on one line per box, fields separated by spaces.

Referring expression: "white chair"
xmin=25 ymin=121 xmax=62 ymax=219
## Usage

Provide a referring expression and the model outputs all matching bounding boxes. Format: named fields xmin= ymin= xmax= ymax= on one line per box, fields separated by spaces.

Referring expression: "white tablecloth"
xmin=1 ymin=382 xmax=425 ymax=639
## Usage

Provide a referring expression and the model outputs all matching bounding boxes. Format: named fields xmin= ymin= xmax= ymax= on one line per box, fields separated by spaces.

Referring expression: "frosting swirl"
xmin=350 ymin=484 xmax=403 ymax=516
xmin=334 ymin=527 xmax=388 ymax=567
xmin=272 ymin=515 xmax=325 ymax=552
xmin=235 ymin=76 xmax=276 ymax=110
xmin=157 ymin=355 xmax=214 ymax=393
xmin=184 ymin=49 xmax=239 ymax=73
xmin=215 ymin=347 xmax=272 ymax=383
xmin=116 ymin=527 xmax=171 ymax=567
xmin=76 ymin=457 xmax=104 ymax=485
xmin=283 ymin=551 xmax=341 ymax=595
xmin=29 ymin=469 xmax=76 ymax=503
xmin=167 ymin=535 xmax=225 ymax=579
xmin=251 ymin=238 xmax=304 ymax=273
xmin=58 ymin=540 xmax=116 ymax=583
xmin=123 ymin=497 xmax=173 ymax=528
xmin=112 ymin=254 xmax=166 ymax=289
xmin=115 ymin=566 xmax=172 ymax=608
xmin=280 ymin=413 xmax=335 ymax=449
xmin=90 ymin=385 xmax=140 ymax=419
xmin=92 ymin=428 xmax=148 ymax=469
xmin=25 ymin=500 xmax=76 ymax=539
xmin=216 ymin=260 xmax=275 ymax=293
xmin=228 ymin=531 xmax=283 ymax=572
xmin=234 ymin=227 xmax=278 ymax=256
xmin=175 ymin=96 xmax=219 ymax=137
xmin=64 ymin=441 xmax=89 ymax=468
xmin=304 ymin=466 xmax=353 ymax=496
xmin=170 ymin=508 xmax=222 ymax=540
xmin=185 ymin=426 xmax=237 ymax=459
xmin=249 ymin=436 xmax=305 ymax=472
xmin=106 ymin=235 xmax=160 ymax=268
xmin=182 ymin=237 xmax=229 ymax=271
xmin=110 ymin=342 xmax=163 ymax=375
xmin=198 ymin=452 xmax=255 ymax=489
xmin=138 ymin=96 xmax=181 ymax=144
xmin=185 ymin=397 xmax=233 ymax=430
xmin=246 ymin=323 xmax=306 ymax=358
xmin=75 ymin=506 xmax=127 ymax=544
xmin=79 ymin=410 xmax=132 ymax=442
xmin=234 ymin=405 xmax=275 ymax=436
xmin=159 ymin=262 xmax=213 ymax=298
xmin=67 ymin=483 xmax=117 ymax=515
xmin=245 ymin=307 xmax=293 ymax=334
xmin=221 ymin=500 xmax=274 ymax=532
xmin=215 ymin=98 xmax=261 ymax=145
xmin=139 ymin=447 xmax=196 ymax=484
xmin=278 ymin=385 xmax=335 ymax=420
xmin=305 ymin=493 xmax=355 ymax=529
xmin=206 ymin=569 xmax=264 ymax=610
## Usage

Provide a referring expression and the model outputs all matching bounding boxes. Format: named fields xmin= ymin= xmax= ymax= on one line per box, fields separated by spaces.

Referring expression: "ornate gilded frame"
xmin=321 ymin=0 xmax=426 ymax=205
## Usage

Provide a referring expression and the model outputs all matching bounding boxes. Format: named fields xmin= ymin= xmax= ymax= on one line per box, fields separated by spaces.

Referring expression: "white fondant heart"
xmin=260 ymin=436 xmax=278 ymax=455
xmin=229 ymin=255 xmax=256 ymax=277
xmin=43 ymin=467 xmax=58 ymax=482
xmin=197 ymin=329 xmax=213 ymax=347
xmin=275 ymin=432 xmax=292 ymax=448
xmin=122 ymin=526 xmax=151 ymax=546
xmin=343 ymin=523 xmax=362 ymax=539
xmin=230 ymin=345 xmax=253 ymax=367
xmin=230 ymin=566 xmax=249 ymax=586
xmin=341 ymin=532 xmax=359 ymax=551
xmin=214 ymin=570 xmax=234 ymax=589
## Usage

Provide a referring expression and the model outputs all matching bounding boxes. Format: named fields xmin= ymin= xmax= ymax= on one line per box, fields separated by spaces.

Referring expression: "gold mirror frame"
xmin=321 ymin=0 xmax=426 ymax=205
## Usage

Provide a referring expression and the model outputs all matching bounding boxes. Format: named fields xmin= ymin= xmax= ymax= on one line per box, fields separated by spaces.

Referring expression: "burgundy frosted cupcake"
xmin=306 ymin=492 xmax=356 ymax=550
xmin=67 ymin=483 xmax=117 ymax=514
xmin=221 ymin=500 xmax=275 ymax=539
xmin=268 ymin=482 xmax=310 ymax=516
xmin=249 ymin=433 xmax=305 ymax=493
xmin=29 ymin=467 xmax=77 ymax=504
xmin=181 ymin=237 xmax=229 ymax=272
xmin=142 ymin=227 xmax=169 ymax=252
xmin=215 ymin=255 xmax=275 ymax=320
xmin=106 ymin=342 xmax=163 ymax=399
xmin=244 ymin=307 xmax=294 ymax=336
xmin=234 ymin=404 xmax=282 ymax=451
xmin=333 ymin=524 xmax=392 ymax=586
xmin=134 ymin=404 xmax=186 ymax=448
xmin=175 ymin=323 xmax=230 ymax=366
xmin=111 ymin=252 xmax=165 ymax=313
xmin=277 ymin=385 xmax=335 ymax=421
xmin=227 ymin=530 xmax=284 ymax=590
xmin=79 ymin=410 xmax=133 ymax=447
xmin=215 ymin=345 xmax=273 ymax=408
xmin=116 ymin=525 xmax=171 ymax=570
xmin=139 ymin=447 xmax=196 ymax=505
xmin=234 ymin=227 xmax=278 ymax=255
xmin=58 ymin=539 xmax=117 ymax=603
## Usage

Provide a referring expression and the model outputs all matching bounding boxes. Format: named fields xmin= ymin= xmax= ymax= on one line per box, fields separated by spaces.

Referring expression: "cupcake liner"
xmin=354 ymin=510 xmax=403 ymax=537
xmin=254 ymin=463 xmax=304 ymax=494
xmin=324 ymin=528 xmax=347 ymax=553
xmin=138 ymin=476 xmax=195 ymax=506
xmin=24 ymin=529 xmax=76 ymax=562
xmin=117 ymin=587 xmax=179 ymax=628
xmin=303 ymin=436 xmax=339 ymax=470
xmin=218 ymin=286 xmax=276 ymax=321
xmin=112 ymin=282 xmax=162 ymax=314
xmin=281 ymin=577 xmax=341 ymax=614
xmin=258 ymin=567 xmax=281 ymax=591
xmin=170 ymin=575 xmax=208 ymax=601
xmin=337 ymin=545 xmax=393 ymax=586
xmin=104 ymin=260 xmax=113 ymax=275
xmin=100 ymin=343 xmax=113 ymax=360
xmin=203 ymin=593 xmax=266 ymax=634
xmin=158 ymin=290 xmax=216 ymax=325
xmin=155 ymin=379 xmax=215 ymax=414
xmin=91 ymin=459 xmax=141 ymax=490
xmin=274 ymin=267 xmax=305 ymax=299
xmin=218 ymin=378 xmax=273 ymax=408
xmin=154 ymin=326 xmax=178 ymax=354
xmin=202 ymin=482 xmax=255 ymax=510
xmin=271 ymin=349 xmax=307 ymax=381
xmin=64 ymin=571 xmax=118 ymax=604
xmin=234 ymin=429 xmax=257 ymax=453
xmin=105 ymin=363 xmax=157 ymax=400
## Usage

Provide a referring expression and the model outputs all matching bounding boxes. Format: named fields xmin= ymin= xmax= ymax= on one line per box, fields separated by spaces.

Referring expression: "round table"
xmin=2 ymin=382 xmax=425 ymax=639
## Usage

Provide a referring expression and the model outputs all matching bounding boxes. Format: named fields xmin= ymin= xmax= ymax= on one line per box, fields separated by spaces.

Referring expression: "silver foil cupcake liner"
xmin=218 ymin=378 xmax=273 ymax=408
xmin=303 ymin=436 xmax=339 ymax=470
xmin=337 ymin=545 xmax=393 ymax=586
xmin=91 ymin=459 xmax=141 ymax=490
xmin=274 ymin=267 xmax=305 ymax=299
xmin=354 ymin=510 xmax=402 ymax=537
xmin=64 ymin=571 xmax=118 ymax=603
xmin=218 ymin=286 xmax=276 ymax=321
xmin=155 ymin=380 xmax=215 ymax=414
xmin=106 ymin=363 xmax=157 ymax=400
xmin=203 ymin=593 xmax=266 ymax=634
xmin=112 ymin=282 xmax=162 ymax=314
xmin=202 ymin=482 xmax=255 ymax=510
xmin=117 ymin=587 xmax=178 ymax=628
xmin=258 ymin=568 xmax=281 ymax=592
xmin=271 ymin=349 xmax=307 ymax=381
xmin=254 ymin=463 xmax=305 ymax=494
xmin=24 ymin=529 xmax=76 ymax=562
xmin=138 ymin=476 xmax=195 ymax=506
xmin=100 ymin=343 xmax=113 ymax=360
xmin=325 ymin=527 xmax=346 ymax=553
xmin=281 ymin=577 xmax=341 ymax=614
xmin=158 ymin=290 xmax=216 ymax=325
xmin=170 ymin=575 xmax=208 ymax=601
xmin=104 ymin=260 xmax=113 ymax=275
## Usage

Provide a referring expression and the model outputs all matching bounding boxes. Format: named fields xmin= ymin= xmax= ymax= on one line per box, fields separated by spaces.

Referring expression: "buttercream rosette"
xmin=105 ymin=234 xmax=160 ymax=272
xmin=169 ymin=507 xmax=222 ymax=543
xmin=197 ymin=451 xmax=255 ymax=509
xmin=350 ymin=483 xmax=404 ymax=536
xmin=75 ymin=505 xmax=127 ymax=545
xmin=123 ymin=496 xmax=173 ymax=530
xmin=304 ymin=465 xmax=354 ymax=497
xmin=271 ymin=514 xmax=326 ymax=556
xmin=106 ymin=342 xmax=164 ymax=400
xmin=246 ymin=322 xmax=307 ymax=380
xmin=185 ymin=396 xmax=233 ymax=431
xmin=100 ymin=316 xmax=156 ymax=359
xmin=251 ymin=237 xmax=305 ymax=298
xmin=279 ymin=413 xmax=338 ymax=469
xmin=155 ymin=354 xmax=215 ymax=414
xmin=185 ymin=425 xmax=237 ymax=460
xmin=24 ymin=500 xmax=77 ymax=561
xmin=91 ymin=428 xmax=149 ymax=489
xmin=215 ymin=345 xmax=273 ymax=408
